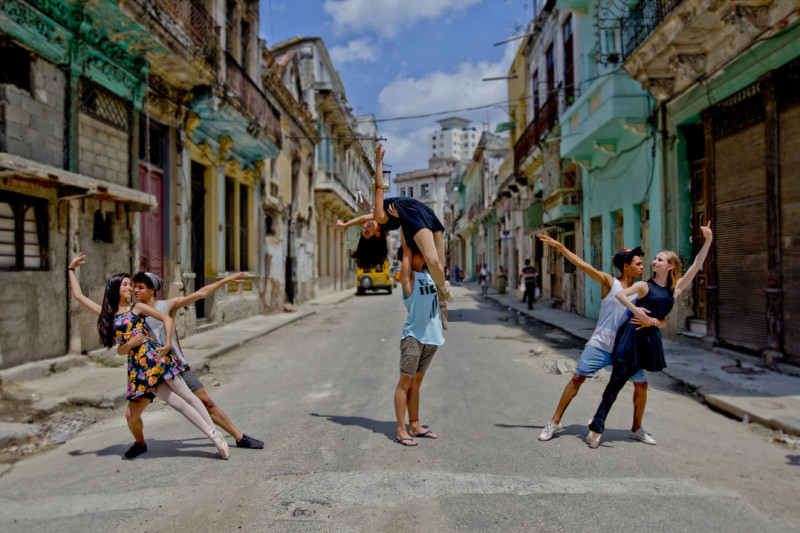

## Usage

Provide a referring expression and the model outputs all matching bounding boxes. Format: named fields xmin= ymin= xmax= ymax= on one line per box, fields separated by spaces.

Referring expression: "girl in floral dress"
xmin=70 ymin=264 xmax=230 ymax=459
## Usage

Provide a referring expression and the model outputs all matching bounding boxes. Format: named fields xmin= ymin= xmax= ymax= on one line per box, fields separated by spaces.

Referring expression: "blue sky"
xmin=260 ymin=0 xmax=532 ymax=175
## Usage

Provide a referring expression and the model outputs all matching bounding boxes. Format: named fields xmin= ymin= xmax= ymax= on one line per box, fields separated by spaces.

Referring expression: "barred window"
xmin=0 ymin=191 xmax=49 ymax=270
xmin=79 ymin=79 xmax=130 ymax=132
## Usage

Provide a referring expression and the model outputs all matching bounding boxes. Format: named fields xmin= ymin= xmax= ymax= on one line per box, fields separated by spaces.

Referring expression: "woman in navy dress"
xmin=586 ymin=221 xmax=713 ymax=448
xmin=336 ymin=145 xmax=453 ymax=323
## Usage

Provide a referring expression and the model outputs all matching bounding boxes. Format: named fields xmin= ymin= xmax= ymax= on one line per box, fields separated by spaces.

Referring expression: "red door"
xmin=139 ymin=164 xmax=164 ymax=279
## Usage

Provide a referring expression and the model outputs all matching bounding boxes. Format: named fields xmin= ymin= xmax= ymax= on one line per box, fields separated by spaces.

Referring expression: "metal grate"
xmin=79 ymin=79 xmax=130 ymax=132
xmin=712 ymin=82 xmax=764 ymax=138
xmin=775 ymin=56 xmax=800 ymax=109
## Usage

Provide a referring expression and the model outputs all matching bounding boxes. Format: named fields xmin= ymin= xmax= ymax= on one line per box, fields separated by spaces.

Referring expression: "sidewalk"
xmin=0 ymin=289 xmax=355 ymax=447
xmin=474 ymin=285 xmax=800 ymax=438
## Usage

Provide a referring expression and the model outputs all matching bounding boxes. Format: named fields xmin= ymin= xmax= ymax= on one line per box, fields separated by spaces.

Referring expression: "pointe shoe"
xmin=438 ymin=281 xmax=454 ymax=303
xmin=210 ymin=430 xmax=230 ymax=459
xmin=439 ymin=301 xmax=448 ymax=330
xmin=586 ymin=432 xmax=601 ymax=449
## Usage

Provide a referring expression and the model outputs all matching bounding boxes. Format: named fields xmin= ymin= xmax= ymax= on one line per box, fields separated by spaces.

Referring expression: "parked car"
xmin=357 ymin=260 xmax=393 ymax=295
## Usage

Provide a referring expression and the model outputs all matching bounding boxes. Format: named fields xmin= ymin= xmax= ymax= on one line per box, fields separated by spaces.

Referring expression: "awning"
xmin=0 ymin=152 xmax=156 ymax=211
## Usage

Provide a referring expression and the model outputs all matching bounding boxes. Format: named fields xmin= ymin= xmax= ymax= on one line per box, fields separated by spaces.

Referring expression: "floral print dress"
xmin=114 ymin=305 xmax=185 ymax=400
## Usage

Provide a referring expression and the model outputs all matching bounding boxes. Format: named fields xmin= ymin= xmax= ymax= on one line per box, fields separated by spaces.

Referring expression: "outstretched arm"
xmin=67 ymin=253 xmax=101 ymax=316
xmin=537 ymin=234 xmax=614 ymax=293
xmin=399 ymin=230 xmax=414 ymax=298
xmin=166 ymin=272 xmax=247 ymax=314
xmin=335 ymin=213 xmax=374 ymax=229
xmin=372 ymin=145 xmax=389 ymax=224
xmin=674 ymin=220 xmax=713 ymax=298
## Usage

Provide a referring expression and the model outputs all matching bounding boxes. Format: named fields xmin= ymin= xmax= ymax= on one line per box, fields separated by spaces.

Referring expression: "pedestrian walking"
xmin=335 ymin=144 xmax=453 ymax=327
xmin=68 ymin=254 xmax=230 ymax=459
xmin=586 ymin=221 xmax=713 ymax=448
xmin=393 ymin=231 xmax=444 ymax=446
xmin=497 ymin=265 xmax=507 ymax=294
xmin=520 ymin=259 xmax=537 ymax=310
xmin=535 ymin=237 xmax=661 ymax=444
xmin=479 ymin=264 xmax=491 ymax=296
xmin=454 ymin=265 xmax=460 ymax=284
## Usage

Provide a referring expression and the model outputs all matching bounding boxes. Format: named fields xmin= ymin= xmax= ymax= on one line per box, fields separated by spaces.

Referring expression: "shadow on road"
xmin=787 ymin=455 xmax=800 ymax=466
xmin=67 ymin=437 xmax=223 ymax=460
xmin=310 ymin=413 xmax=397 ymax=441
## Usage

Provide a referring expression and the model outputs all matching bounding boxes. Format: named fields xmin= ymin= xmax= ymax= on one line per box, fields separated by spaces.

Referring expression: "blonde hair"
xmin=660 ymin=250 xmax=681 ymax=291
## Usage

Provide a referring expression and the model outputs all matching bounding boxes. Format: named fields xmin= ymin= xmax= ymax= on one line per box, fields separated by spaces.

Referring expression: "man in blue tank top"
xmin=393 ymin=231 xmax=445 ymax=446
xmin=535 ymin=236 xmax=666 ymax=445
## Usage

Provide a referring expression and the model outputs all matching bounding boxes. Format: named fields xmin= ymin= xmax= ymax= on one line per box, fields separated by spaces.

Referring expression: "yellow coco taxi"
xmin=357 ymin=260 xmax=393 ymax=295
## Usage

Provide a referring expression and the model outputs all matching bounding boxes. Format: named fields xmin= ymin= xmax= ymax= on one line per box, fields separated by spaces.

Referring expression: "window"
xmin=590 ymin=216 xmax=602 ymax=270
xmin=563 ymin=232 xmax=576 ymax=274
xmin=225 ymin=178 xmax=235 ymax=270
xmin=610 ymin=210 xmax=624 ymax=259
xmin=532 ymin=71 xmax=539 ymax=114
xmin=239 ymin=184 xmax=249 ymax=270
xmin=79 ymin=79 xmax=129 ymax=132
xmin=0 ymin=191 xmax=49 ymax=270
xmin=400 ymin=188 xmax=406 ymax=197
xmin=0 ymin=39 xmax=31 ymax=92
xmin=420 ymin=184 xmax=430 ymax=199
xmin=563 ymin=16 xmax=575 ymax=102
xmin=265 ymin=213 xmax=275 ymax=236
xmin=92 ymin=210 xmax=113 ymax=243
xmin=407 ymin=186 xmax=414 ymax=198
xmin=546 ymin=44 xmax=555 ymax=94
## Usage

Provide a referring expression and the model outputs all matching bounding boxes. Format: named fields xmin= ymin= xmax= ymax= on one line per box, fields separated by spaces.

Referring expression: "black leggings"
xmin=589 ymin=361 xmax=642 ymax=434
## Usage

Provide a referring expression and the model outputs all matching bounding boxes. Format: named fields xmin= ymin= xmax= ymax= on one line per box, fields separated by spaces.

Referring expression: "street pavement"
xmin=0 ymin=284 xmax=799 ymax=531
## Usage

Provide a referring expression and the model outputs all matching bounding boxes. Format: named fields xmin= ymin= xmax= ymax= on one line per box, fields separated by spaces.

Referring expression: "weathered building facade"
xmin=270 ymin=37 xmax=375 ymax=297
xmin=620 ymin=0 xmax=800 ymax=362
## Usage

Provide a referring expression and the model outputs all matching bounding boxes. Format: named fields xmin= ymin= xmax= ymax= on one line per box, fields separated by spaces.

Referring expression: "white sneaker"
xmin=538 ymin=420 xmax=564 ymax=441
xmin=210 ymin=430 xmax=230 ymax=459
xmin=630 ymin=428 xmax=656 ymax=445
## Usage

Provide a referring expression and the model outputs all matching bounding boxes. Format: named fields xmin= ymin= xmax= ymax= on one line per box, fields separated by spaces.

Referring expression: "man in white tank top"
xmin=535 ymin=236 xmax=666 ymax=445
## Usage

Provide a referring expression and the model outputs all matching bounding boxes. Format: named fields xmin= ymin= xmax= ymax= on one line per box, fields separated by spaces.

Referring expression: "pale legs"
xmin=154 ymin=375 xmax=229 ymax=459
xmin=413 ymin=229 xmax=452 ymax=328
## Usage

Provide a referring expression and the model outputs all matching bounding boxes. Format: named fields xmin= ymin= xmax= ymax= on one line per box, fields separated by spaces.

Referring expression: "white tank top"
xmin=586 ymin=278 xmax=637 ymax=353
xmin=145 ymin=300 xmax=189 ymax=367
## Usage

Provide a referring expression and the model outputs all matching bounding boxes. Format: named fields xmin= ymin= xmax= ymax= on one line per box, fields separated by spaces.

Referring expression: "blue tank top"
xmin=402 ymin=269 xmax=445 ymax=346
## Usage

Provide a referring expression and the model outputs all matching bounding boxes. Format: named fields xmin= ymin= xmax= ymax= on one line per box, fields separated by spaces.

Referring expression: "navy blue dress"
xmin=380 ymin=197 xmax=444 ymax=247
xmin=611 ymin=279 xmax=674 ymax=372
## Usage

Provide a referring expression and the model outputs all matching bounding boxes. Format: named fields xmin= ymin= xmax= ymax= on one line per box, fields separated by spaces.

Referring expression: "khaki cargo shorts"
xmin=399 ymin=336 xmax=438 ymax=377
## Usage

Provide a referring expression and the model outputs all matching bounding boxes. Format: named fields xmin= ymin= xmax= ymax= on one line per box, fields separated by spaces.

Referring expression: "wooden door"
xmin=139 ymin=164 xmax=164 ymax=280
xmin=690 ymin=163 xmax=708 ymax=320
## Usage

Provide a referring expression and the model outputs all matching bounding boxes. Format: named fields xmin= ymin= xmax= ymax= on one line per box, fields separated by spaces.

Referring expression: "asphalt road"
xmin=1 ymin=287 xmax=798 ymax=532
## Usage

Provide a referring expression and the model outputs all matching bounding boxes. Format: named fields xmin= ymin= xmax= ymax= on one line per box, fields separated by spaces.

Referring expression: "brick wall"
xmin=0 ymin=57 xmax=65 ymax=168
xmin=78 ymin=114 xmax=130 ymax=186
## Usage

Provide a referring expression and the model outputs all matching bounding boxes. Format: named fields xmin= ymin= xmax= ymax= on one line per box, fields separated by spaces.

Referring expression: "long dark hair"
xmin=98 ymin=273 xmax=130 ymax=348
xmin=352 ymin=231 xmax=388 ymax=270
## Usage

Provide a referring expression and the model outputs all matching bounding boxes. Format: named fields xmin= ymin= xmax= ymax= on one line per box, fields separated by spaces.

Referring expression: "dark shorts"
xmin=136 ymin=368 xmax=204 ymax=401
xmin=399 ymin=336 xmax=438 ymax=377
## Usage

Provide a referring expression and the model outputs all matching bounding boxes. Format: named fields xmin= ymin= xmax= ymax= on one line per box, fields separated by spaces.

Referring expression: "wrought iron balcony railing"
xmin=513 ymin=91 xmax=558 ymax=169
xmin=157 ymin=0 xmax=218 ymax=47
xmin=224 ymin=52 xmax=281 ymax=140
xmin=619 ymin=0 xmax=685 ymax=61
xmin=543 ymin=187 xmax=581 ymax=213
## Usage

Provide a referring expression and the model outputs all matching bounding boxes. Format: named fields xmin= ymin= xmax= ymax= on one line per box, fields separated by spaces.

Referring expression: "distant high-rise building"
xmin=428 ymin=117 xmax=479 ymax=161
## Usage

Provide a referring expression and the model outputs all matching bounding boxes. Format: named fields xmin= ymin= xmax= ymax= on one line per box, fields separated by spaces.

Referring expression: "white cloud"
xmin=376 ymin=43 xmax=516 ymax=176
xmin=329 ymin=38 xmax=379 ymax=64
xmin=324 ymin=0 xmax=481 ymax=39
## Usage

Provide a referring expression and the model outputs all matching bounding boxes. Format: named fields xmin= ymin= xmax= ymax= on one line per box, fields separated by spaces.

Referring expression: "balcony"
xmin=620 ymin=0 xmax=799 ymax=101
xmin=543 ymin=187 xmax=581 ymax=224
xmin=514 ymin=91 xmax=558 ymax=171
xmin=619 ymin=0 xmax=685 ymax=62
xmin=156 ymin=0 xmax=217 ymax=49
xmin=225 ymin=52 xmax=281 ymax=141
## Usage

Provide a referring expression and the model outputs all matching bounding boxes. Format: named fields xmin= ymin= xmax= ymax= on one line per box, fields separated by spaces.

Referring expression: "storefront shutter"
xmin=714 ymin=122 xmax=768 ymax=352
xmin=779 ymin=102 xmax=800 ymax=360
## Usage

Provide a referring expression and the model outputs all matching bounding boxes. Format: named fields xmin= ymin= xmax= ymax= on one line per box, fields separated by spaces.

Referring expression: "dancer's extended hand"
xmin=335 ymin=219 xmax=347 ymax=228
xmin=69 ymin=252 xmax=86 ymax=270
xmin=700 ymin=220 xmax=713 ymax=243
xmin=223 ymin=272 xmax=248 ymax=283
